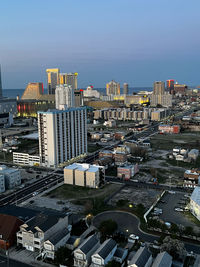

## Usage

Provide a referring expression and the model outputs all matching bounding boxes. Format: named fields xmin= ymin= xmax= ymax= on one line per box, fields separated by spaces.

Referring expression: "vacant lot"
xmin=46 ymin=183 xmax=122 ymax=200
xmin=109 ymin=186 xmax=161 ymax=209
xmin=151 ymin=133 xmax=200 ymax=151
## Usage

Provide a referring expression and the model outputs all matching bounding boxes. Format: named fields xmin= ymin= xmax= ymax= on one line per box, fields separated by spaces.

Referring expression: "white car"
xmin=129 ymin=234 xmax=139 ymax=240
xmin=32 ymin=191 xmax=39 ymax=196
xmin=175 ymin=208 xmax=183 ymax=212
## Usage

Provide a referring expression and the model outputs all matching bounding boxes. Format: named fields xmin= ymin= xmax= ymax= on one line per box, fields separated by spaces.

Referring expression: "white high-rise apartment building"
xmin=55 ymin=84 xmax=74 ymax=109
xmin=38 ymin=107 xmax=87 ymax=168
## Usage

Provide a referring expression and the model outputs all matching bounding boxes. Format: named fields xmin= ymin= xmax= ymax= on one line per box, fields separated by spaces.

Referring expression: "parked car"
xmin=175 ymin=208 xmax=183 ymax=212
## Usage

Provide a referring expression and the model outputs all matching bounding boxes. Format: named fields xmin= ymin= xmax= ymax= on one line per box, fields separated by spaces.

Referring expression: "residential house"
xmin=43 ymin=228 xmax=71 ymax=260
xmin=152 ymin=251 xmax=172 ymax=267
xmin=74 ymin=234 xmax=100 ymax=267
xmin=0 ymin=214 xmax=23 ymax=249
xmin=128 ymin=247 xmax=152 ymax=267
xmin=17 ymin=214 xmax=68 ymax=252
xmin=91 ymin=238 xmax=117 ymax=267
xmin=113 ymin=247 xmax=128 ymax=264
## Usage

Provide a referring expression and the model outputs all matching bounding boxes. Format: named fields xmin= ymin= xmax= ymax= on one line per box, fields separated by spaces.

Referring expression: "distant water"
xmin=3 ymin=87 xmax=153 ymax=99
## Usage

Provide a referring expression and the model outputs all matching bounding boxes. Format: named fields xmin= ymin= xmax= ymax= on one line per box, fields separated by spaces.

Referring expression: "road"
xmin=0 ymin=255 xmax=32 ymax=267
xmin=0 ymin=172 xmax=63 ymax=207
xmin=105 ymin=176 xmax=192 ymax=193
xmin=93 ymin=211 xmax=200 ymax=254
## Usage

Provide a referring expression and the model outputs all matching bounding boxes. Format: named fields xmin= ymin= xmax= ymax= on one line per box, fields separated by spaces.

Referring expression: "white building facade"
xmin=190 ymin=187 xmax=200 ymax=221
xmin=38 ymin=107 xmax=87 ymax=168
xmin=55 ymin=84 xmax=75 ymax=109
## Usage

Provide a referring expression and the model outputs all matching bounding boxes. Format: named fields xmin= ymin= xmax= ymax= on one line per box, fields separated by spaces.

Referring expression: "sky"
xmin=1 ymin=0 xmax=200 ymax=89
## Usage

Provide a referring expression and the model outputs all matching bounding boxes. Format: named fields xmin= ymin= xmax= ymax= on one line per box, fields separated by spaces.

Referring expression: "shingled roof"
xmin=0 ymin=214 xmax=23 ymax=240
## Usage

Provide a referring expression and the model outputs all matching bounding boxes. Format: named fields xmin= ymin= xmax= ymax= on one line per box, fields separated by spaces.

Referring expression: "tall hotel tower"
xmin=46 ymin=68 xmax=60 ymax=95
xmin=59 ymin=73 xmax=78 ymax=90
xmin=38 ymin=107 xmax=87 ymax=168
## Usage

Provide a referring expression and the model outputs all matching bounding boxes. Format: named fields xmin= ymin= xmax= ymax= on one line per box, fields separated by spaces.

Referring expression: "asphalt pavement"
xmin=0 ymin=255 xmax=32 ymax=267
xmin=93 ymin=210 xmax=200 ymax=254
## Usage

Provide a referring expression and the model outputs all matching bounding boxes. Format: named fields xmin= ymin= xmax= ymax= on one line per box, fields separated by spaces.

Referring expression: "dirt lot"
xmin=109 ymin=186 xmax=162 ymax=209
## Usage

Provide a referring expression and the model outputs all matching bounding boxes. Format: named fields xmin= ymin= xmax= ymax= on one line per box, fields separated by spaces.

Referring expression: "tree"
xmin=160 ymin=236 xmax=187 ymax=260
xmin=184 ymin=226 xmax=194 ymax=236
xmin=99 ymin=219 xmax=118 ymax=237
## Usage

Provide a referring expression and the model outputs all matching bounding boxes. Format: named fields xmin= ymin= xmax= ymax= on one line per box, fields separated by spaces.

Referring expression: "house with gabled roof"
xmin=17 ymin=213 xmax=68 ymax=252
xmin=74 ymin=234 xmax=100 ymax=267
xmin=91 ymin=238 xmax=117 ymax=267
xmin=128 ymin=246 xmax=152 ymax=267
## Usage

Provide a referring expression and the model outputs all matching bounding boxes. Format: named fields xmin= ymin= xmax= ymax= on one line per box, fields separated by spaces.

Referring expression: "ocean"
xmin=3 ymin=87 xmax=153 ymax=99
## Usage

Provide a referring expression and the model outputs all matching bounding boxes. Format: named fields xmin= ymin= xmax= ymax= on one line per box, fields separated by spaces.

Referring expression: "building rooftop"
xmin=190 ymin=187 xmax=200 ymax=206
xmin=77 ymin=234 xmax=99 ymax=255
xmin=129 ymin=247 xmax=151 ymax=267
xmin=94 ymin=238 xmax=116 ymax=260
xmin=48 ymin=228 xmax=69 ymax=245
xmin=0 ymin=214 xmax=23 ymax=240
xmin=25 ymin=214 xmax=63 ymax=233
xmin=152 ymin=251 xmax=172 ymax=267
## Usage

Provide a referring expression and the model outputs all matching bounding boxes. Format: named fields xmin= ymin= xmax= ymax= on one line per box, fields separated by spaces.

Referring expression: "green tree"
xmin=184 ymin=226 xmax=194 ymax=236
xmin=99 ymin=219 xmax=118 ymax=237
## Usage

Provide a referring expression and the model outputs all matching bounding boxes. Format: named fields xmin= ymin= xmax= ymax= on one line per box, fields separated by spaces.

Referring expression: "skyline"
xmin=1 ymin=0 xmax=200 ymax=88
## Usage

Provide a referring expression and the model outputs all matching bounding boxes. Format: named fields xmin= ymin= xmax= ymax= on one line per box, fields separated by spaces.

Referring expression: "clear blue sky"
xmin=1 ymin=0 xmax=200 ymax=88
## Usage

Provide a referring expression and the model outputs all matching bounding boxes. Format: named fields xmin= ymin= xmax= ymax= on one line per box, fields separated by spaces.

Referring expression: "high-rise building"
xmin=174 ymin=84 xmax=187 ymax=95
xmin=153 ymin=81 xmax=165 ymax=95
xmin=55 ymin=85 xmax=74 ymax=109
xmin=38 ymin=107 xmax=87 ymax=168
xmin=74 ymin=89 xmax=83 ymax=107
xmin=123 ymin=83 xmax=129 ymax=95
xmin=59 ymin=73 xmax=78 ymax=90
xmin=166 ymin=80 xmax=174 ymax=94
xmin=46 ymin=68 xmax=60 ymax=95
xmin=0 ymin=65 xmax=2 ymax=98
xmin=151 ymin=81 xmax=172 ymax=107
xmin=106 ymin=80 xmax=120 ymax=96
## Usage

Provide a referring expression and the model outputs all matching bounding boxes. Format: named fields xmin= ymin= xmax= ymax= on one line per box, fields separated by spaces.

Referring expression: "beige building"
xmin=106 ymin=80 xmax=120 ymax=96
xmin=21 ymin=83 xmax=44 ymax=100
xmin=64 ymin=163 xmax=104 ymax=188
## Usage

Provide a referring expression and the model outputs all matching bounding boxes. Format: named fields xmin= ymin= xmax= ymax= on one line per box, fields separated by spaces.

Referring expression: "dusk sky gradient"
xmin=1 ymin=0 xmax=200 ymax=89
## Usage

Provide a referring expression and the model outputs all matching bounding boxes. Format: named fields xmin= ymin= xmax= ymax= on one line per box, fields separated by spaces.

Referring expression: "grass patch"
xmin=46 ymin=183 xmax=121 ymax=200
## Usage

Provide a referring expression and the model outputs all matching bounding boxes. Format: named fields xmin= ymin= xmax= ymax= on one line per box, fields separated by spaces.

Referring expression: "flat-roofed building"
xmin=0 ymin=165 xmax=21 ymax=189
xmin=64 ymin=163 xmax=104 ymax=188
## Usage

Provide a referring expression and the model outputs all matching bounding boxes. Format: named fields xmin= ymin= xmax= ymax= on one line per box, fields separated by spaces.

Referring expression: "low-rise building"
xmin=158 ymin=125 xmax=180 ymax=134
xmin=114 ymin=132 xmax=126 ymax=140
xmin=128 ymin=247 xmax=152 ymax=267
xmin=91 ymin=238 xmax=117 ymax=267
xmin=0 ymin=165 xmax=21 ymax=189
xmin=152 ymin=251 xmax=172 ymax=267
xmin=13 ymin=152 xmax=41 ymax=166
xmin=114 ymin=145 xmax=130 ymax=154
xmin=184 ymin=169 xmax=200 ymax=188
xmin=43 ymin=228 xmax=70 ymax=260
xmin=188 ymin=149 xmax=199 ymax=161
xmin=114 ymin=153 xmax=128 ymax=165
xmin=17 ymin=214 xmax=69 ymax=252
xmin=0 ymin=214 xmax=23 ymax=249
xmin=99 ymin=150 xmax=113 ymax=159
xmin=103 ymin=120 xmax=116 ymax=127
xmin=74 ymin=234 xmax=100 ymax=267
xmin=91 ymin=133 xmax=103 ymax=140
xmin=190 ymin=187 xmax=200 ymax=221
xmin=117 ymin=164 xmax=139 ymax=180
xmin=113 ymin=247 xmax=128 ymax=264
xmin=64 ymin=163 xmax=105 ymax=188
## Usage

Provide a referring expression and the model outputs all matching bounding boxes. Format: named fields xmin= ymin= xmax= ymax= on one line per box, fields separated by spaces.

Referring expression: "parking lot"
xmin=155 ymin=191 xmax=200 ymax=231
